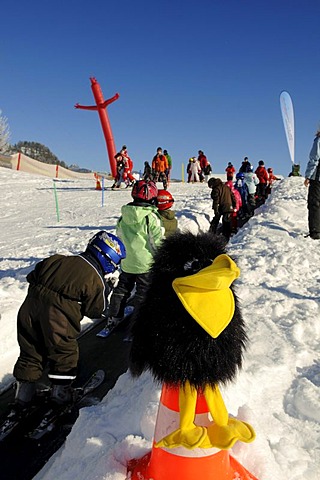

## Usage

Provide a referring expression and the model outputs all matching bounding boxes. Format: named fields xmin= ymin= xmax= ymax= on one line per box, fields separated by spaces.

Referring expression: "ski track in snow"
xmin=0 ymin=168 xmax=319 ymax=479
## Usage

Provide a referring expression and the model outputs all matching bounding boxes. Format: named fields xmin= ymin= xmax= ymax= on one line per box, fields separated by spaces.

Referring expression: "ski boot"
xmin=15 ymin=381 xmax=37 ymax=407
xmin=51 ymin=383 xmax=74 ymax=405
xmin=106 ymin=316 xmax=123 ymax=329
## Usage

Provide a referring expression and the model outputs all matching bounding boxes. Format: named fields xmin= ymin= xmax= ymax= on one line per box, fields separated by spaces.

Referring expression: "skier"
xmin=208 ymin=177 xmax=236 ymax=240
xmin=243 ymin=166 xmax=259 ymax=216
xmin=157 ymin=189 xmax=178 ymax=237
xmin=225 ymin=180 xmax=242 ymax=234
xmin=255 ymin=160 xmax=269 ymax=205
xmin=103 ymin=180 xmax=165 ymax=330
xmin=120 ymin=145 xmax=136 ymax=186
xmin=13 ymin=231 xmax=126 ymax=406
xmin=111 ymin=153 xmax=126 ymax=189
xmin=234 ymin=172 xmax=250 ymax=220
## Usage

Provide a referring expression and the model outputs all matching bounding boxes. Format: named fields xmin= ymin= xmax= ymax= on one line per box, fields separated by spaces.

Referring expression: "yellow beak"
xmin=172 ymin=254 xmax=240 ymax=338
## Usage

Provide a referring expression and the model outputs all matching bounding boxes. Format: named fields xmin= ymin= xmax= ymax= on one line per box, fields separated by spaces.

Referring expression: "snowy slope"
xmin=0 ymin=167 xmax=319 ymax=480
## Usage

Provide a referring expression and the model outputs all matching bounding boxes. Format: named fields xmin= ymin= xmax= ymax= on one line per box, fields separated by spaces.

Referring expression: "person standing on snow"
xmin=104 ymin=180 xmax=165 ymax=329
xmin=255 ymin=160 xmax=269 ymax=205
xmin=208 ymin=177 xmax=236 ymax=240
xmin=198 ymin=150 xmax=209 ymax=182
xmin=225 ymin=180 xmax=242 ymax=234
xmin=163 ymin=149 xmax=172 ymax=185
xmin=111 ymin=153 xmax=126 ymax=189
xmin=142 ymin=161 xmax=153 ymax=181
xmin=225 ymin=162 xmax=236 ymax=181
xmin=13 ymin=231 xmax=126 ymax=406
xmin=152 ymin=147 xmax=168 ymax=189
xmin=120 ymin=145 xmax=136 ymax=187
xmin=239 ymin=157 xmax=251 ymax=174
xmin=157 ymin=189 xmax=178 ymax=237
xmin=304 ymin=130 xmax=320 ymax=239
xmin=265 ymin=167 xmax=280 ymax=197
xmin=244 ymin=165 xmax=259 ymax=216
xmin=189 ymin=157 xmax=201 ymax=182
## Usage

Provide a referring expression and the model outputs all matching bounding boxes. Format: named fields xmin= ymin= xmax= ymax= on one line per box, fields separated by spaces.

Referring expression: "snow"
xmin=0 ymin=166 xmax=319 ymax=480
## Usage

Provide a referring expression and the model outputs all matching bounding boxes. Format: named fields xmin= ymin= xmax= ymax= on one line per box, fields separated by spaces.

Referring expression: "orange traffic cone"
xmin=95 ymin=178 xmax=102 ymax=190
xmin=127 ymin=384 xmax=258 ymax=480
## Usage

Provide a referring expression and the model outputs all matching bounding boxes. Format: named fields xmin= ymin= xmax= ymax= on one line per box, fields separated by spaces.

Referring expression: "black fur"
xmin=129 ymin=231 xmax=247 ymax=390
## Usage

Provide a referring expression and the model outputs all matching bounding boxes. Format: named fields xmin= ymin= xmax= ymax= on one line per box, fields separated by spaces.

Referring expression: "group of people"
xmin=111 ymin=145 xmax=136 ymax=190
xmin=226 ymin=157 xmax=279 ymax=205
xmin=187 ymin=150 xmax=212 ymax=183
xmin=208 ymin=158 xmax=279 ymax=240
xmin=12 ymin=179 xmax=178 ymax=408
xmin=13 ymin=130 xmax=320 ymax=410
xmin=142 ymin=147 xmax=172 ymax=190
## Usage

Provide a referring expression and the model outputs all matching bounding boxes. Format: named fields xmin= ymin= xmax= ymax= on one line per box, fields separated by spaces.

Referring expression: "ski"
xmin=96 ymin=305 xmax=134 ymax=338
xmin=26 ymin=369 xmax=105 ymax=440
xmin=0 ymin=404 xmax=37 ymax=441
xmin=0 ymin=386 xmax=51 ymax=442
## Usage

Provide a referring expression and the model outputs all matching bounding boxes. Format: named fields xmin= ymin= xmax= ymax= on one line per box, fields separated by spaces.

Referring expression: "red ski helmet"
xmin=157 ymin=189 xmax=174 ymax=210
xmin=131 ymin=180 xmax=158 ymax=203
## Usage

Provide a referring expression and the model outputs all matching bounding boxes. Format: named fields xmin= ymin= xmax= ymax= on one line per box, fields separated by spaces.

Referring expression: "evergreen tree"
xmin=10 ymin=141 xmax=68 ymax=169
xmin=0 ymin=110 xmax=11 ymax=154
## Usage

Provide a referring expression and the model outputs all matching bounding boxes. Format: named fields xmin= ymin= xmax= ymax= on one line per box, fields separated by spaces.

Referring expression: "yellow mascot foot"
xmin=155 ymin=425 xmax=207 ymax=449
xmin=201 ymin=418 xmax=256 ymax=450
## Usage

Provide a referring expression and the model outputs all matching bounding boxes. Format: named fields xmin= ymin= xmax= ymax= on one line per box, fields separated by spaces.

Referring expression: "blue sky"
xmin=1 ymin=0 xmax=320 ymax=179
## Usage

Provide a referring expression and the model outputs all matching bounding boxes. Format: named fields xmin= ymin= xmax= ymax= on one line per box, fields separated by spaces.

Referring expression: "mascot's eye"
xmin=183 ymin=258 xmax=201 ymax=273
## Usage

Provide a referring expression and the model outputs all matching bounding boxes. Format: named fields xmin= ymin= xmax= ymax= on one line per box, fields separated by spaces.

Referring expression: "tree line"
xmin=0 ymin=110 xmax=68 ymax=169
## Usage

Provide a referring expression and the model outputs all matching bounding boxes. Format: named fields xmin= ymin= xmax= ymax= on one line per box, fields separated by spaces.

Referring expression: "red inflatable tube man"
xmin=75 ymin=77 xmax=119 ymax=178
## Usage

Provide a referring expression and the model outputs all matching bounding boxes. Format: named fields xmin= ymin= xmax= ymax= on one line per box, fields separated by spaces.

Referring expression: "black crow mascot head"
xmin=129 ymin=230 xmax=247 ymax=390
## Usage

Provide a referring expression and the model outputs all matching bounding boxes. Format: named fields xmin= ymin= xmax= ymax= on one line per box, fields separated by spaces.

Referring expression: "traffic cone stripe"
xmin=160 ymin=383 xmax=210 ymax=413
xmin=127 ymin=384 xmax=259 ymax=480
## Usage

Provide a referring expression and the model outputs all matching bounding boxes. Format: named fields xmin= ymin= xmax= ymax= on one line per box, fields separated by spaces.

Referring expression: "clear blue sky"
xmin=1 ymin=0 xmax=320 ymax=178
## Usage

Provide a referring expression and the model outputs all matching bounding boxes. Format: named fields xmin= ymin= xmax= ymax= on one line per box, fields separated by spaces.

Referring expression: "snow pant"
xmin=307 ymin=180 xmax=320 ymax=238
xmin=247 ymin=193 xmax=256 ymax=216
xmin=153 ymin=171 xmax=167 ymax=189
xmin=13 ymin=296 xmax=79 ymax=383
xmin=107 ymin=271 xmax=150 ymax=319
xmin=256 ymin=183 xmax=267 ymax=203
xmin=209 ymin=212 xmax=232 ymax=240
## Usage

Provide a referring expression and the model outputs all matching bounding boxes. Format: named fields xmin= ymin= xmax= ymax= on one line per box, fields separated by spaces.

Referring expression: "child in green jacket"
xmin=105 ymin=180 xmax=165 ymax=328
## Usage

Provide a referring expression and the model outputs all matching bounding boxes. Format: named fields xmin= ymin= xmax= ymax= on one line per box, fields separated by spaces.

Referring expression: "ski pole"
xmin=53 ymin=180 xmax=60 ymax=222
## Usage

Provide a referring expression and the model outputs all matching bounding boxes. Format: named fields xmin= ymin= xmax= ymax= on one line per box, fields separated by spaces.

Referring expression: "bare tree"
xmin=0 ymin=110 xmax=11 ymax=154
